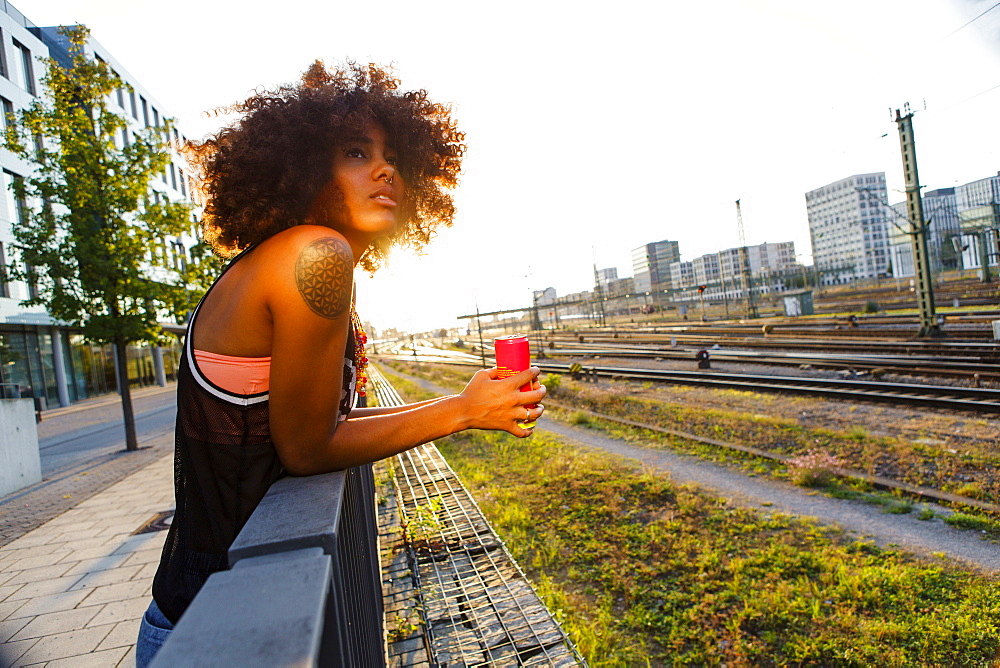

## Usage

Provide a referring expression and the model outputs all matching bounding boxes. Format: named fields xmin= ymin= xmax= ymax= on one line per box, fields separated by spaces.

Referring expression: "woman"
xmin=136 ymin=61 xmax=545 ymax=665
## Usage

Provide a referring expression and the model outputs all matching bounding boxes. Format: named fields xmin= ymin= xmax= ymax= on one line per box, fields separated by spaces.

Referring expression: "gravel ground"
xmin=381 ymin=364 xmax=1000 ymax=574
xmin=555 ymin=350 xmax=1000 ymax=453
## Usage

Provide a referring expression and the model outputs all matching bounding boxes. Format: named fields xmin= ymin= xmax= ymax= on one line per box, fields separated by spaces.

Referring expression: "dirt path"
xmin=382 ymin=366 xmax=1000 ymax=573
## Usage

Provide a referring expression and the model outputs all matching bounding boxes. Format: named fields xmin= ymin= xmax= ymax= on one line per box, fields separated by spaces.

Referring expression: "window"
xmin=0 ymin=29 xmax=7 ymax=79
xmin=12 ymin=40 xmax=35 ymax=95
xmin=178 ymin=168 xmax=186 ymax=197
xmin=170 ymin=164 xmax=177 ymax=190
xmin=141 ymin=96 xmax=149 ymax=127
xmin=25 ymin=263 xmax=38 ymax=300
xmin=0 ymin=97 xmax=13 ymax=132
xmin=3 ymin=169 xmax=26 ymax=225
xmin=129 ymin=90 xmax=137 ymax=119
xmin=152 ymin=107 xmax=160 ymax=128
xmin=115 ymin=75 xmax=125 ymax=109
xmin=0 ymin=242 xmax=9 ymax=299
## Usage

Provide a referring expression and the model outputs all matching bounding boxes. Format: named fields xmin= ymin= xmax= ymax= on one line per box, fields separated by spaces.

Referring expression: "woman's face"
xmin=318 ymin=122 xmax=405 ymax=245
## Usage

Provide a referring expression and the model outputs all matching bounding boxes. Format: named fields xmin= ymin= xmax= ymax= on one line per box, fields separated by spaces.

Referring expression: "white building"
xmin=805 ymin=173 xmax=891 ymax=285
xmin=595 ymin=267 xmax=617 ymax=288
xmin=955 ymin=172 xmax=1000 ymax=272
xmin=0 ymin=6 xmax=198 ymax=407
xmin=668 ymin=241 xmax=798 ymax=302
xmin=631 ymin=239 xmax=680 ymax=296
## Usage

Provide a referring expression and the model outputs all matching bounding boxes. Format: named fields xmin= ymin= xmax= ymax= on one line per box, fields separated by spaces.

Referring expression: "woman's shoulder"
xmin=255 ymin=225 xmax=355 ymax=266
xmin=254 ymin=225 xmax=355 ymax=320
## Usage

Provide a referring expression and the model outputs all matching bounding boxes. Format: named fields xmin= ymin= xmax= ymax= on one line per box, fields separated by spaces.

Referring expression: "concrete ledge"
xmin=150 ymin=548 xmax=331 ymax=667
xmin=228 ymin=471 xmax=347 ymax=566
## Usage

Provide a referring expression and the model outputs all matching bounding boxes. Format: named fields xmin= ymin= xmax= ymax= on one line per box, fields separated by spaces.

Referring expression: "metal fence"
xmin=151 ymin=462 xmax=385 ymax=666
xmin=370 ymin=366 xmax=585 ymax=666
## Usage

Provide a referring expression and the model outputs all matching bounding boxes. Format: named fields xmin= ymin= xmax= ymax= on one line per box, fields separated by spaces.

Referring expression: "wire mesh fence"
xmin=370 ymin=365 xmax=585 ymax=667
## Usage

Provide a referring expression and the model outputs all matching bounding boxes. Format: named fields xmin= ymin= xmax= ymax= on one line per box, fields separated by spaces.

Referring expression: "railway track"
xmin=535 ymin=341 xmax=1000 ymax=383
xmin=377 ymin=346 xmax=1000 ymax=413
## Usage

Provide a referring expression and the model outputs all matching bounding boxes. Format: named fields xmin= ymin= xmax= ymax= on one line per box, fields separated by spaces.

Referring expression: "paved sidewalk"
xmin=0 ymin=453 xmax=174 ymax=667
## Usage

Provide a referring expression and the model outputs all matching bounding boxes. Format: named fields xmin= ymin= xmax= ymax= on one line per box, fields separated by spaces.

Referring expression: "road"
xmin=37 ymin=385 xmax=177 ymax=477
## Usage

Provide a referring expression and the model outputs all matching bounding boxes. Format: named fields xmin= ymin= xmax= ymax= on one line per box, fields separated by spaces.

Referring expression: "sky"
xmin=14 ymin=0 xmax=1000 ymax=334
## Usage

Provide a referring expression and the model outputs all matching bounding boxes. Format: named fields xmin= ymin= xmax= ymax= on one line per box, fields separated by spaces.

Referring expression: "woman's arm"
xmin=263 ymin=226 xmax=545 ymax=476
xmin=349 ymin=395 xmax=452 ymax=418
xmin=292 ymin=367 xmax=544 ymax=473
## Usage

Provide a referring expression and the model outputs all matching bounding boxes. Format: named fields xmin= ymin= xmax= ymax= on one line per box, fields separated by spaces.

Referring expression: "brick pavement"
xmin=0 ymin=380 xmax=422 ymax=666
xmin=0 ymin=453 xmax=174 ymax=667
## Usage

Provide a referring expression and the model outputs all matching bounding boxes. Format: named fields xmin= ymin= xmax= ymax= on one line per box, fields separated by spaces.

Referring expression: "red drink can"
xmin=494 ymin=334 xmax=536 ymax=426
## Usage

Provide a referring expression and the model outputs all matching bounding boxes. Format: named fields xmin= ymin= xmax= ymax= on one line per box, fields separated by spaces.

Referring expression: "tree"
xmin=4 ymin=25 xmax=194 ymax=451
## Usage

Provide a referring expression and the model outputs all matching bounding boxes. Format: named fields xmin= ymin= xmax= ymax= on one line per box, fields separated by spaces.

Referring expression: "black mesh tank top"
xmin=151 ymin=247 xmax=357 ymax=624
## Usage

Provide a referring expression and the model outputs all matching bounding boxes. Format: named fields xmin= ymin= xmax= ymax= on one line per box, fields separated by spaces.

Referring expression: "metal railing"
xmin=370 ymin=366 xmax=585 ymax=666
xmin=151 ymin=462 xmax=384 ymax=666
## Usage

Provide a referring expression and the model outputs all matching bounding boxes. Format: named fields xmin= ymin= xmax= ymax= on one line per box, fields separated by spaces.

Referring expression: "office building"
xmin=631 ymin=240 xmax=680 ymax=296
xmin=0 ymin=6 xmax=198 ymax=406
xmin=805 ymin=173 xmax=890 ymax=285
xmin=669 ymin=241 xmax=797 ymax=301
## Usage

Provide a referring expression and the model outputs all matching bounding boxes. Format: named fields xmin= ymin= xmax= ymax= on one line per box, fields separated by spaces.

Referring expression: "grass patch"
xmin=548 ymin=378 xmax=1000 ymax=506
xmin=435 ymin=428 xmax=1000 ymax=666
xmin=386 ymin=362 xmax=1000 ymax=537
xmin=944 ymin=512 xmax=1000 ymax=538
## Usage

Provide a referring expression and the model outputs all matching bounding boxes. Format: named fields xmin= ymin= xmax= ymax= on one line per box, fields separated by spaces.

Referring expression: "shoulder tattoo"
xmin=294 ymin=237 xmax=353 ymax=319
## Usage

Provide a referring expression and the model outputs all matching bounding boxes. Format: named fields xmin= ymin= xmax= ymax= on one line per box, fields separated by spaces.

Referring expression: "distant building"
xmin=668 ymin=241 xmax=797 ymax=301
xmin=887 ymin=187 xmax=962 ymax=277
xmin=631 ymin=240 xmax=680 ymax=295
xmin=955 ymin=172 xmax=1000 ymax=272
xmin=605 ymin=276 xmax=634 ymax=298
xmin=595 ymin=267 xmax=618 ymax=288
xmin=533 ymin=287 xmax=557 ymax=306
xmin=805 ymin=173 xmax=890 ymax=285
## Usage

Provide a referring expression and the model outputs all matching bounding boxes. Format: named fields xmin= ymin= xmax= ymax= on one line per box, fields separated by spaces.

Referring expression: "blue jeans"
xmin=135 ymin=599 xmax=174 ymax=668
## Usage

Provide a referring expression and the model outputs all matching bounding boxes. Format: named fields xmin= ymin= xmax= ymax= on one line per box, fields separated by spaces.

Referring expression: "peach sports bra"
xmin=193 ymin=349 xmax=271 ymax=395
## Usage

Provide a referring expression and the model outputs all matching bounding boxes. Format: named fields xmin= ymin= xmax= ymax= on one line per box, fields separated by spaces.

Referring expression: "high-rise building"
xmin=0 ymin=7 xmax=198 ymax=406
xmin=805 ymin=173 xmax=890 ymax=285
xmin=595 ymin=267 xmax=618 ymax=288
xmin=631 ymin=240 xmax=680 ymax=296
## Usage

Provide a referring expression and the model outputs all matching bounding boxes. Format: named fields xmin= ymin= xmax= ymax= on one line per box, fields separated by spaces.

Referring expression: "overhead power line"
xmin=941 ymin=1 xmax=1000 ymax=40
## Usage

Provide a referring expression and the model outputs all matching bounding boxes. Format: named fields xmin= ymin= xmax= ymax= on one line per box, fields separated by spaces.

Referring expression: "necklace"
xmin=350 ymin=307 xmax=369 ymax=398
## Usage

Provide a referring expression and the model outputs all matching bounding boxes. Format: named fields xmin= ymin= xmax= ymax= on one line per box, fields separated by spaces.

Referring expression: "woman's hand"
xmin=457 ymin=366 xmax=546 ymax=437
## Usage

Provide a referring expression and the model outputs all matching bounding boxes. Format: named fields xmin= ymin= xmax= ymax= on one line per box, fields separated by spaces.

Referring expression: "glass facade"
xmin=0 ymin=325 xmax=180 ymax=404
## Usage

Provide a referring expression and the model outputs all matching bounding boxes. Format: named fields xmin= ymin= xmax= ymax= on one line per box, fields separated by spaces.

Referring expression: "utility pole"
xmin=976 ymin=227 xmax=995 ymax=284
xmin=475 ymin=302 xmax=486 ymax=368
xmin=734 ymin=200 xmax=758 ymax=319
xmin=894 ymin=105 xmax=940 ymax=337
xmin=592 ymin=256 xmax=607 ymax=327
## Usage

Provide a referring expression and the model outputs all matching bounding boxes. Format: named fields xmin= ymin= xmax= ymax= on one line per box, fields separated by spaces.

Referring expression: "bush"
xmin=788 ymin=449 xmax=843 ymax=488
xmin=864 ymin=300 xmax=879 ymax=313
xmin=542 ymin=373 xmax=561 ymax=396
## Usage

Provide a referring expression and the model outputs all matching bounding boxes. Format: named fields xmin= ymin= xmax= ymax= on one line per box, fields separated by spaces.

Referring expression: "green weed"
xmin=434 ymin=428 xmax=1000 ymax=665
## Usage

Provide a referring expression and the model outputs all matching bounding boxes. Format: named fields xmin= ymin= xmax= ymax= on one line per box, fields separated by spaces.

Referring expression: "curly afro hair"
xmin=184 ymin=61 xmax=465 ymax=271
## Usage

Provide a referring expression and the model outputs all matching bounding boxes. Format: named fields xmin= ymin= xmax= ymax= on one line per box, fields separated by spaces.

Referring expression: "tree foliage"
xmin=3 ymin=24 xmax=194 ymax=345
